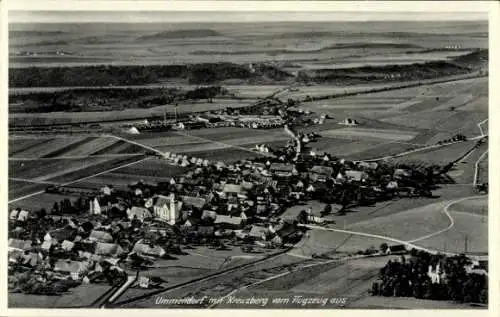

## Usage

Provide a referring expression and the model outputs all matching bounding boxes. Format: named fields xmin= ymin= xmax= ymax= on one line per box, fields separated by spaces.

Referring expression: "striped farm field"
xmin=9 ymin=157 xmax=109 ymax=180
xmin=58 ymin=137 xmax=119 ymax=156
xmin=9 ymin=137 xmax=88 ymax=158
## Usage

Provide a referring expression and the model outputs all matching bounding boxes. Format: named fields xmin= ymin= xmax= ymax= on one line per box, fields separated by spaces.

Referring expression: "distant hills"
xmin=137 ymin=29 xmax=223 ymax=40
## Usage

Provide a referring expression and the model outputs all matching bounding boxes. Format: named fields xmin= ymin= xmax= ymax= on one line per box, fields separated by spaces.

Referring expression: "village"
xmin=8 ymin=116 xmax=448 ymax=298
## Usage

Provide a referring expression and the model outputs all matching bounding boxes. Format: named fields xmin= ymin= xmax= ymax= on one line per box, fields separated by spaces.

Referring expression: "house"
xmin=153 ymin=194 xmax=183 ymax=224
xmin=101 ymin=185 xmax=112 ymax=196
xmin=61 ymin=240 xmax=75 ymax=252
xmin=8 ymin=239 xmax=32 ymax=251
xmin=54 ymin=260 xmax=91 ymax=279
xmin=17 ymin=209 xmax=30 ymax=221
xmin=339 ymin=118 xmax=359 ymax=126
xmin=270 ymin=163 xmax=297 ymax=178
xmin=89 ymin=197 xmax=101 ymax=215
xmin=345 ymin=170 xmax=368 ymax=182
xmin=94 ymin=242 xmax=125 ymax=257
xmin=182 ymin=196 xmax=206 ymax=210
xmin=309 ymin=166 xmax=334 ymax=182
xmin=197 ymin=225 xmax=215 ymax=237
xmin=214 ymin=215 xmax=243 ymax=227
xmin=9 ymin=209 xmax=19 ymax=220
xmin=202 ymin=210 xmax=218 ymax=220
xmin=223 ymin=184 xmax=242 ymax=195
xmin=47 ymin=228 xmax=76 ymax=242
xmin=249 ymin=225 xmax=268 ymax=240
xmin=89 ymin=230 xmax=113 ymax=243
xmin=428 ymin=262 xmax=447 ymax=284
xmin=127 ymin=206 xmax=152 ymax=222
xmin=385 ymin=244 xmax=407 ymax=255
xmin=132 ymin=243 xmax=165 ymax=258
xmin=307 ymin=215 xmax=325 ymax=224
xmin=394 ymin=169 xmax=411 ymax=179
xmin=10 ymin=209 xmax=30 ymax=221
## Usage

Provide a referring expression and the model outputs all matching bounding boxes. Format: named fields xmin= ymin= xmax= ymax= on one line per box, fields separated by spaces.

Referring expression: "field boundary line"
xmin=9 ymin=177 xmax=61 ymax=186
xmin=9 ymin=154 xmax=143 ymax=161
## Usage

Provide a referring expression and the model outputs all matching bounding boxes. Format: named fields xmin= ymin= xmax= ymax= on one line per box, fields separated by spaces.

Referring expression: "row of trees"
xmin=372 ymin=250 xmax=487 ymax=304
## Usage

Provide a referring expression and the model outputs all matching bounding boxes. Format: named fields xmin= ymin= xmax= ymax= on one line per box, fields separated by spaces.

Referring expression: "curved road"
xmin=302 ymin=195 xmax=486 ymax=259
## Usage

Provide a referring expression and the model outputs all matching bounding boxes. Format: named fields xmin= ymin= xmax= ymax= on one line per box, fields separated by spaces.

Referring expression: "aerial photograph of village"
xmin=7 ymin=8 xmax=489 ymax=310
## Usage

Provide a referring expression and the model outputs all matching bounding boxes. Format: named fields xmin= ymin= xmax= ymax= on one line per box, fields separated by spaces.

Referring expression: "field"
xmin=9 ymin=284 xmax=111 ymax=308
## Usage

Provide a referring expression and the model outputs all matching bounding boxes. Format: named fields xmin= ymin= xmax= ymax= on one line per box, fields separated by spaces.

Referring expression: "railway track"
xmin=108 ymin=248 xmax=292 ymax=308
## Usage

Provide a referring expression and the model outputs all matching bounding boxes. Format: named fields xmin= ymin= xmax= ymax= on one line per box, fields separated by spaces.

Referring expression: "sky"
xmin=9 ymin=11 xmax=488 ymax=24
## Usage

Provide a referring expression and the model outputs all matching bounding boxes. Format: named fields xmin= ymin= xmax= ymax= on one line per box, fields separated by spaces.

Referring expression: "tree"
xmin=321 ymin=204 xmax=332 ymax=217
xmin=52 ymin=202 xmax=60 ymax=215
xmin=380 ymin=243 xmax=389 ymax=254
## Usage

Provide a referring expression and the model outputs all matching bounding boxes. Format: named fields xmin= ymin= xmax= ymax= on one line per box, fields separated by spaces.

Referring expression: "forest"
xmin=10 ymin=86 xmax=228 ymax=113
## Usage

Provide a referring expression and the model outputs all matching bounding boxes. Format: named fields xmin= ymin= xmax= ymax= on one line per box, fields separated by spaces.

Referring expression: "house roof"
xmin=154 ymin=195 xmax=172 ymax=207
xmin=223 ymin=184 xmax=242 ymax=194
xmin=61 ymin=240 xmax=75 ymax=251
xmin=49 ymin=228 xmax=75 ymax=242
xmin=345 ymin=170 xmax=368 ymax=181
xmin=182 ymin=196 xmax=206 ymax=209
xmin=202 ymin=210 xmax=218 ymax=219
xmin=8 ymin=239 xmax=32 ymax=250
xmin=249 ymin=225 xmax=268 ymax=238
xmin=214 ymin=215 xmax=242 ymax=225
xmin=133 ymin=243 xmax=165 ymax=257
xmin=89 ymin=230 xmax=113 ymax=243
xmin=54 ymin=260 xmax=91 ymax=273
xmin=95 ymin=242 xmax=125 ymax=256
xmin=310 ymin=165 xmax=334 ymax=176
xmin=128 ymin=206 xmax=152 ymax=219
xmin=270 ymin=163 xmax=295 ymax=172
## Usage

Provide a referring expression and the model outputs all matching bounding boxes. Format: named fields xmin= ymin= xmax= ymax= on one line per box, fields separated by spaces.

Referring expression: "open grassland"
xmin=347 ymin=201 xmax=452 ymax=242
xmin=449 ymin=196 xmax=487 ymax=216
